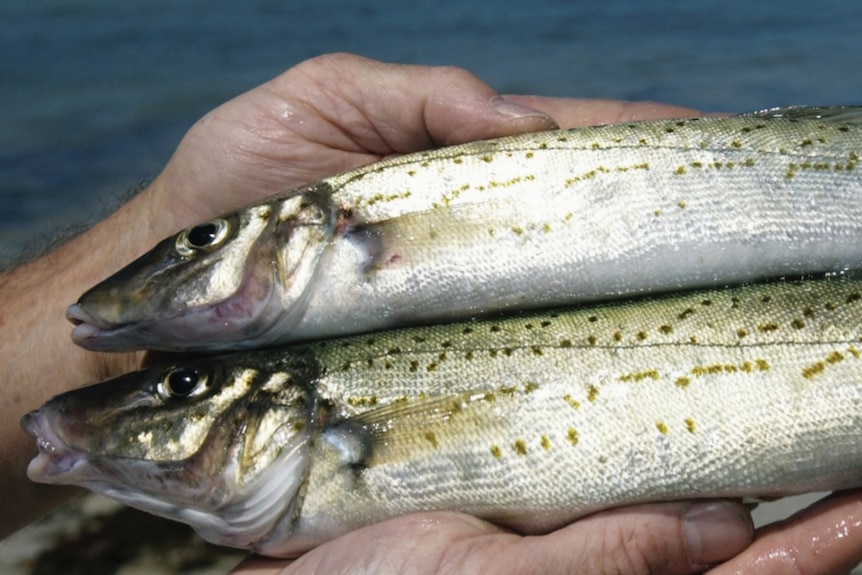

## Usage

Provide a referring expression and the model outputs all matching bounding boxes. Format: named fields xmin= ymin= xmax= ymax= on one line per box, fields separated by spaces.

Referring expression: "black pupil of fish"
xmin=187 ymin=222 xmax=219 ymax=248
xmin=166 ymin=367 xmax=201 ymax=397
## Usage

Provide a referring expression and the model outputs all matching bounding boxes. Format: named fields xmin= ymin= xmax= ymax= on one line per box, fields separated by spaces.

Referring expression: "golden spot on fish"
xmin=678 ymin=308 xmax=696 ymax=320
xmin=619 ymin=369 xmax=660 ymax=382
xmin=540 ymin=320 xmax=551 ymax=328
xmin=674 ymin=166 xmax=686 ymax=175
xmin=586 ymin=335 xmax=597 ymax=346
xmin=701 ymin=299 xmax=712 ymax=307
xmin=849 ymin=346 xmax=861 ymax=358
xmin=758 ymin=322 xmax=779 ymax=333
xmin=591 ymin=142 xmax=602 ymax=150
xmin=531 ymin=345 xmax=544 ymax=356
xmin=847 ymin=293 xmax=862 ymax=304
xmin=827 ymin=351 xmax=845 ymax=364
xmin=690 ymin=161 xmax=703 ymax=168
xmin=513 ymin=439 xmax=528 ymax=455
xmin=426 ymin=362 xmax=438 ymax=372
xmin=658 ymin=325 xmax=673 ymax=335
xmin=560 ymin=338 xmax=573 ymax=348
xmin=656 ymin=421 xmax=669 ymax=435
xmin=409 ymin=360 xmax=419 ymax=373
xmin=737 ymin=328 xmax=749 ymax=338
xmin=484 ymin=392 xmax=496 ymax=402
xmin=490 ymin=325 xmax=501 ymax=333
xmin=453 ymin=157 xmax=463 ymax=164
xmin=348 ymin=395 xmax=379 ymax=407
xmin=756 ymin=359 xmax=770 ymax=371
xmin=731 ymin=140 xmax=743 ymax=148
xmin=525 ymin=152 xmax=534 ymax=159
xmin=424 ymin=431 xmax=439 ymax=448
xmin=501 ymin=347 xmax=512 ymax=357
xmin=412 ymin=335 xmax=426 ymax=343
xmin=636 ymin=331 xmax=648 ymax=341
xmin=524 ymin=381 xmax=540 ymax=394
xmin=685 ymin=418 xmax=696 ymax=434
xmin=588 ymin=315 xmax=598 ymax=323
xmin=803 ymin=306 xmax=816 ymax=319
xmin=488 ymin=227 xmax=496 ymax=236
xmin=499 ymin=385 xmax=518 ymax=396
xmin=654 ymin=209 xmax=662 ymax=217
xmin=567 ymin=428 xmax=579 ymax=446
xmin=825 ymin=301 xmax=838 ymax=311
xmin=675 ymin=376 xmax=691 ymax=389
xmin=464 ymin=350 xmax=474 ymax=361
xmin=462 ymin=327 xmax=474 ymax=335
xmin=541 ymin=435 xmax=551 ymax=450
xmin=791 ymin=319 xmax=806 ymax=329
xmin=613 ymin=331 xmax=622 ymax=342
xmin=638 ymin=138 xmax=648 ymax=145
xmin=542 ymin=223 xmax=551 ymax=233
xmin=490 ymin=445 xmax=502 ymax=459
xmin=563 ymin=394 xmax=580 ymax=410
xmin=802 ymin=362 xmax=826 ymax=379
xmin=587 ymin=386 xmax=599 ymax=402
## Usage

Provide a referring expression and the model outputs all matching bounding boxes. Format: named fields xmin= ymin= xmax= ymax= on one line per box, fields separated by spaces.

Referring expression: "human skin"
xmin=2 ymin=53 xmax=861 ymax=573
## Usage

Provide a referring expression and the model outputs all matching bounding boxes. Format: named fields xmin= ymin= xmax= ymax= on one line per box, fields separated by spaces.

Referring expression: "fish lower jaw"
xmin=22 ymin=415 xmax=91 ymax=484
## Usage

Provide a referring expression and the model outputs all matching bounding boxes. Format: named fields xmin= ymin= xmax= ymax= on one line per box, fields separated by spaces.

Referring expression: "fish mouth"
xmin=66 ymin=270 xmax=280 ymax=352
xmin=21 ymin=410 xmax=94 ymax=484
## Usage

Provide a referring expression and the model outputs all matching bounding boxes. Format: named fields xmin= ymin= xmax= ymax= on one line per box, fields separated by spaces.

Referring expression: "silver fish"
xmin=26 ymin=274 xmax=862 ymax=556
xmin=67 ymin=107 xmax=862 ymax=352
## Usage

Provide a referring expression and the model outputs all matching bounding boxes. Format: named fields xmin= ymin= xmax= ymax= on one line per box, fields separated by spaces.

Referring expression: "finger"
xmin=230 ymin=501 xmax=752 ymax=575
xmin=445 ymin=501 xmax=752 ymax=575
xmin=266 ymin=52 xmax=558 ymax=152
xmin=708 ymin=490 xmax=862 ymax=575
xmin=501 ymin=95 xmax=703 ymax=128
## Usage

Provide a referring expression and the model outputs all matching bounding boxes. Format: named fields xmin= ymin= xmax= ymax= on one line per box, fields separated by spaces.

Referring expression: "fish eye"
xmin=159 ymin=366 xmax=208 ymax=399
xmin=175 ymin=219 xmax=230 ymax=256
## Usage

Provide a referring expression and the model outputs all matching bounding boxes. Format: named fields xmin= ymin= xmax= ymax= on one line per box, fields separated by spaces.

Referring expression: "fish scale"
xmin=24 ymin=273 xmax=862 ymax=555
xmin=68 ymin=107 xmax=862 ymax=351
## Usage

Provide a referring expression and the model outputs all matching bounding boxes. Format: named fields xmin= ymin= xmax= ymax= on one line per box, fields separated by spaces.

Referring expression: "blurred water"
xmin=1 ymin=0 xmax=860 ymax=262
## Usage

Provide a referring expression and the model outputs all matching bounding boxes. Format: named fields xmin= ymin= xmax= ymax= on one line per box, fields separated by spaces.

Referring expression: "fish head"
xmin=22 ymin=351 xmax=318 ymax=551
xmin=67 ymin=191 xmax=333 ymax=352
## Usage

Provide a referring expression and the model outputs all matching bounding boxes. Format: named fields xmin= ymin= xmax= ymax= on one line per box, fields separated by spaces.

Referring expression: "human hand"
xmin=230 ymin=492 xmax=862 ymax=575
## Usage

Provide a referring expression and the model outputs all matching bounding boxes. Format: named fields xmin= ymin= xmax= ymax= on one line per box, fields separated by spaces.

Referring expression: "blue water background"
xmin=1 ymin=0 xmax=860 ymax=263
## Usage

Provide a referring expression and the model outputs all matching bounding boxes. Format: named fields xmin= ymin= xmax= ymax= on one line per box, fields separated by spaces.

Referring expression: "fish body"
xmin=69 ymin=107 xmax=862 ymax=351
xmin=26 ymin=274 xmax=862 ymax=556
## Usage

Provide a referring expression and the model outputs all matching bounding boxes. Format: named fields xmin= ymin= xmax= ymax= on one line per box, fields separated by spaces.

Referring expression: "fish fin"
xmin=347 ymin=197 xmax=536 ymax=274
xmin=324 ymin=391 xmax=500 ymax=467
xmin=344 ymin=200 xmax=511 ymax=274
xmin=740 ymin=105 xmax=862 ymax=124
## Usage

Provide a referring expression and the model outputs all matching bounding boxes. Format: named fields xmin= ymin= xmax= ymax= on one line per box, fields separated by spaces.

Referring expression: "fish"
xmin=66 ymin=106 xmax=862 ymax=352
xmin=25 ymin=273 xmax=862 ymax=556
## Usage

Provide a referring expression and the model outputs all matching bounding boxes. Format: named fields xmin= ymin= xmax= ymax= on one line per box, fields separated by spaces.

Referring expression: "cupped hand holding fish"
xmin=5 ymin=52 xmax=862 ymax=573
xmin=230 ymin=493 xmax=862 ymax=575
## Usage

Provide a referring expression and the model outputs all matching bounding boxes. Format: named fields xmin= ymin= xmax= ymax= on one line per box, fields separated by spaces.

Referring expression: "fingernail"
xmin=490 ymin=96 xmax=555 ymax=123
xmin=684 ymin=501 xmax=754 ymax=566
